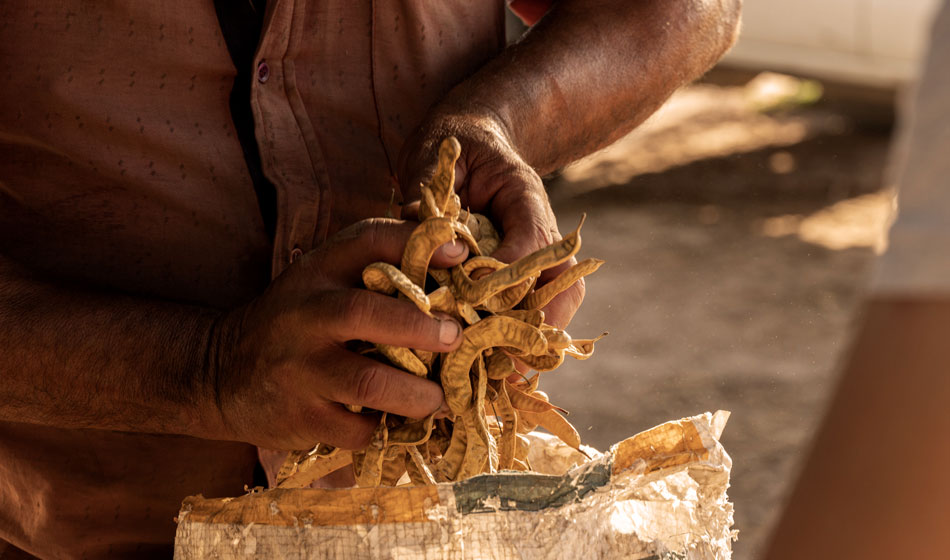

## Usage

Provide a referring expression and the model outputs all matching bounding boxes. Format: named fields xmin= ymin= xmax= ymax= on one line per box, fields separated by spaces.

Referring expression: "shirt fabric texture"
xmin=0 ymin=1 xmax=508 ymax=557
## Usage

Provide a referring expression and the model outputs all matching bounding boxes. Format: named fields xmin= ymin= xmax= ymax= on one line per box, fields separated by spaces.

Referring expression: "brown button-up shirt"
xmin=0 ymin=1 xmax=504 ymax=556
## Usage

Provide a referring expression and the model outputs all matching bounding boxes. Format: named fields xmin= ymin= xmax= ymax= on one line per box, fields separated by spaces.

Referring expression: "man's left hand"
xmin=398 ymin=113 xmax=585 ymax=330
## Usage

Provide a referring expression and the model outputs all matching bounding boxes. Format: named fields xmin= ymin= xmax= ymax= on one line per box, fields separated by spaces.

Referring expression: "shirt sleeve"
xmin=870 ymin=0 xmax=950 ymax=296
xmin=508 ymin=0 xmax=554 ymax=26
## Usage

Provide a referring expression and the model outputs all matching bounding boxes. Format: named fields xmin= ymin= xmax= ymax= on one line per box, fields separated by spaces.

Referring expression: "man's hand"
xmin=211 ymin=218 xmax=469 ymax=451
xmin=398 ymin=0 xmax=740 ymax=330
xmin=398 ymin=114 xmax=584 ymax=330
xmin=0 ymin=220 xmax=467 ymax=450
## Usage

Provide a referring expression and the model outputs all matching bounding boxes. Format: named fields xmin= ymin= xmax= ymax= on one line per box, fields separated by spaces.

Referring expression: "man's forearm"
xmin=437 ymin=0 xmax=741 ymax=175
xmin=0 ymin=255 xmax=226 ymax=437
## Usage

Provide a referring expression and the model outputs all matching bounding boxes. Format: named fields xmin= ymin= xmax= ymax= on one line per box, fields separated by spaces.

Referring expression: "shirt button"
xmin=257 ymin=60 xmax=270 ymax=83
xmin=289 ymin=247 xmax=303 ymax=264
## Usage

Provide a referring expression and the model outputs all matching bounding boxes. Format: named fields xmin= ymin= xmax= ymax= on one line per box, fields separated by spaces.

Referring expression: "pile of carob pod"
xmin=276 ymin=137 xmax=606 ymax=488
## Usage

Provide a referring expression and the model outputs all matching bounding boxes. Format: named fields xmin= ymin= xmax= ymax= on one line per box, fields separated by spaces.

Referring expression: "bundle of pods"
xmin=276 ymin=137 xmax=606 ymax=489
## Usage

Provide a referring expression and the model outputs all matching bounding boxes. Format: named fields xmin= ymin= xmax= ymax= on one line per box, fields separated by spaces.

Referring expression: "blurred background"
xmin=514 ymin=1 xmax=942 ymax=557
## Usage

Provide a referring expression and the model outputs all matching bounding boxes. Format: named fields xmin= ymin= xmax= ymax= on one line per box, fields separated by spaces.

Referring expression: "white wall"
xmin=723 ymin=0 xmax=942 ymax=87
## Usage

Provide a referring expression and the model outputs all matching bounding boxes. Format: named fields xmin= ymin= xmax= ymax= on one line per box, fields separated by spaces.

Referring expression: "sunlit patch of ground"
xmin=758 ymin=190 xmax=894 ymax=253
xmin=542 ymin=72 xmax=894 ymax=559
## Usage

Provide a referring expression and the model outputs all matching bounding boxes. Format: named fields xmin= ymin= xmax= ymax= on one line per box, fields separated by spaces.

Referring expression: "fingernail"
xmin=439 ymin=319 xmax=461 ymax=345
xmin=442 ymin=240 xmax=465 ymax=258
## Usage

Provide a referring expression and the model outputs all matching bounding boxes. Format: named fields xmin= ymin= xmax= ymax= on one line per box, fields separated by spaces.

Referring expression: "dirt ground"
xmin=539 ymin=73 xmax=895 ymax=559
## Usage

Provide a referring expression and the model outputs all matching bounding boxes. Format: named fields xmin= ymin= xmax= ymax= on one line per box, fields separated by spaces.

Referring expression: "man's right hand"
xmin=208 ymin=218 xmax=468 ymax=451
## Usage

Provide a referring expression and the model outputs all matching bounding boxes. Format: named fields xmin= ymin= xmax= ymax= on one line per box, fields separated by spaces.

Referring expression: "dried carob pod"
xmin=279 ymin=137 xmax=605 ymax=487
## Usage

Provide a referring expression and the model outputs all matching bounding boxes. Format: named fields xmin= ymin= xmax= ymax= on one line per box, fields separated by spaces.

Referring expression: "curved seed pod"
xmin=475 ymin=213 xmax=499 ymax=241
xmin=540 ymin=326 xmax=573 ymax=352
xmin=451 ymin=218 xmax=584 ymax=306
xmin=508 ymin=384 xmax=565 ymax=414
xmin=462 ymin=260 xmax=532 ymax=315
xmin=481 ymin=276 xmax=537 ymax=313
xmin=466 ymin=212 xmax=500 ymax=255
xmin=387 ymin=413 xmax=436 ymax=446
xmin=461 ymin=256 xmax=507 ymax=276
xmin=444 ymin=193 xmax=462 ymax=221
xmin=276 ymin=447 xmax=313 ymax=483
xmin=427 ymin=432 xmax=450 ymax=463
xmin=278 ymin=450 xmax=353 ymax=489
xmin=354 ymin=416 xmax=388 ymax=487
xmin=339 ymin=142 xmax=601 ymax=486
xmin=521 ymin=258 xmax=605 ymax=310
xmin=413 ymin=348 xmax=436 ymax=370
xmin=351 ymin=450 xmax=365 ymax=481
xmin=497 ymin=309 xmax=545 ymax=328
xmin=523 ymin=409 xmax=582 ymax=452
xmin=477 ymin=235 xmax=500 ymax=257
xmin=457 ymin=301 xmax=481 ymax=325
xmin=511 ymin=351 xmax=563 ymax=372
xmin=486 ymin=351 xmax=517 ymax=381
xmin=525 ymin=374 xmax=542 ymax=393
xmin=441 ymin=316 xmax=547 ymax=415
xmin=355 ymin=441 xmax=386 ymax=488
xmin=419 ymin=441 xmax=431 ymax=464
xmin=510 ymin=458 xmax=530 ymax=471
xmin=277 ymin=442 xmax=339 ymax=483
xmin=471 ymin=355 xmax=498 ymax=473
xmin=435 ymin=420 xmax=468 ymax=482
xmin=508 ymin=373 xmax=540 ymax=395
xmin=406 ymin=445 xmax=437 ymax=486
xmin=496 ymin=383 xmax=518 ymax=470
xmin=377 ymin=344 xmax=428 ymax=377
xmin=461 ymin=211 xmax=478 ymax=246
xmin=420 ymin=185 xmax=441 ymax=220
xmin=452 ymin=223 xmax=483 ymax=255
xmin=379 ymin=447 xmax=408 ymax=487
xmin=515 ymin=433 xmax=531 ymax=462
xmin=402 ymin=217 xmax=459 ymax=288
xmin=564 ymin=332 xmax=608 ymax=360
xmin=356 ymin=444 xmax=386 ymax=488
xmin=316 ymin=442 xmax=338 ymax=456
xmin=517 ymin=414 xmax=539 ymax=434
xmin=456 ymin=409 xmax=490 ymax=480
xmin=428 ymin=268 xmax=451 ymax=287
xmin=484 ymin=378 xmax=500 ymax=404
xmin=402 ymin=217 xmax=481 ymax=288
xmin=418 ymin=137 xmax=462 ymax=222
xmin=427 ymin=286 xmax=456 ymax=314
xmin=362 ymin=262 xmax=432 ymax=315
xmin=488 ymin=423 xmax=501 ymax=440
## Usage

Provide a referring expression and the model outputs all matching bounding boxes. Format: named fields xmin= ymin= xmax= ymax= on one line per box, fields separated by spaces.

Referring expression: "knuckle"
xmin=362 ymin=218 xmax=403 ymax=248
xmin=362 ymin=219 xmax=385 ymax=249
xmin=331 ymin=218 xmax=398 ymax=251
xmin=572 ymin=276 xmax=587 ymax=304
xmin=336 ymin=290 xmax=377 ymax=336
xmin=353 ymin=364 xmax=389 ymax=407
xmin=395 ymin=307 xmax=431 ymax=339
xmin=523 ymin=212 xmax=557 ymax=250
